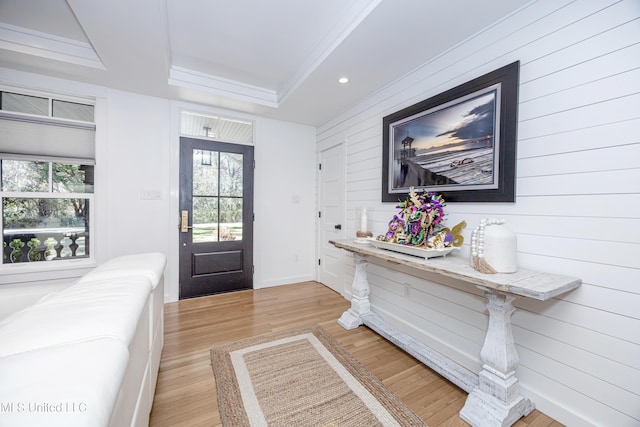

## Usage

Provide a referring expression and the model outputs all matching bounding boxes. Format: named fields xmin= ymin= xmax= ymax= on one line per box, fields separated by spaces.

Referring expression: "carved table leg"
xmin=338 ymin=253 xmax=371 ymax=330
xmin=460 ymin=287 xmax=534 ymax=427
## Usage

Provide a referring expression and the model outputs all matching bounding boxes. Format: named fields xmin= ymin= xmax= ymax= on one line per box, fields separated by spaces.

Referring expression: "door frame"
xmin=168 ymin=103 xmax=256 ymax=302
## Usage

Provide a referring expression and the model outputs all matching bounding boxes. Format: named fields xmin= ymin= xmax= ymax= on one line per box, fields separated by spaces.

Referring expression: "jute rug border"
xmin=210 ymin=325 xmax=427 ymax=426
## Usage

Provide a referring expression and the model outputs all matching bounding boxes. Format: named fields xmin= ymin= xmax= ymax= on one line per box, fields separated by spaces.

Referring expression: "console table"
xmin=330 ymin=239 xmax=581 ymax=427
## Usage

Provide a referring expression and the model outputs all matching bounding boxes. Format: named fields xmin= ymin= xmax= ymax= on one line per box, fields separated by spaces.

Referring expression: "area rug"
xmin=210 ymin=325 xmax=427 ymax=426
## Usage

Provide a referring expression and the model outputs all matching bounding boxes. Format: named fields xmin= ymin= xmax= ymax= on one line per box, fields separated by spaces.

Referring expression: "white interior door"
xmin=317 ymin=143 xmax=345 ymax=294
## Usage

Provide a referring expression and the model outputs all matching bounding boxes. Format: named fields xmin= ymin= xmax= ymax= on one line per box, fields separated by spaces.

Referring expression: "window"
xmin=192 ymin=149 xmax=243 ymax=242
xmin=180 ymin=111 xmax=253 ymax=144
xmin=0 ymin=89 xmax=95 ymax=265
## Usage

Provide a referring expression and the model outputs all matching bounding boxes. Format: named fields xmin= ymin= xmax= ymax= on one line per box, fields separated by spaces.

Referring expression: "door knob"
xmin=334 ymin=224 xmax=342 ymax=230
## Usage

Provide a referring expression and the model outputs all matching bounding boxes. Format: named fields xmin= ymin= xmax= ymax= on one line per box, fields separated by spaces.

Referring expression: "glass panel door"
xmin=179 ymin=138 xmax=253 ymax=299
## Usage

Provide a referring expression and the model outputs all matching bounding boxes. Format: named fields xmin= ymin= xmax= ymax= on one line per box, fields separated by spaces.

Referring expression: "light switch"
xmin=140 ymin=190 xmax=162 ymax=200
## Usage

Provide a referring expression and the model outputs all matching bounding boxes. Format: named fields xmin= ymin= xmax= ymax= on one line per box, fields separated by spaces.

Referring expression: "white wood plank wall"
xmin=316 ymin=1 xmax=640 ymax=425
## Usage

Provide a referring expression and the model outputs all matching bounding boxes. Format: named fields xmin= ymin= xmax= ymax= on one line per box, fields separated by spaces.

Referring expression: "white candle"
xmin=360 ymin=208 xmax=368 ymax=232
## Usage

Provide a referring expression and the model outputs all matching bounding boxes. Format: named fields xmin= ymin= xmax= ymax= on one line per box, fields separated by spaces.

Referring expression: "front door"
xmin=179 ymin=137 xmax=254 ymax=299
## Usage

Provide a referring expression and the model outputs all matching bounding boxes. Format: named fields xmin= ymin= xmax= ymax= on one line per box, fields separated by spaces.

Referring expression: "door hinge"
xmin=319 ymin=163 xmax=322 ymax=170
xmin=318 ymin=211 xmax=321 ymax=218
xmin=253 ymin=213 xmax=255 ymax=221
xmin=252 ymin=265 xmax=255 ymax=275
xmin=253 ymin=160 xmax=256 ymax=169
xmin=318 ymin=259 xmax=321 ymax=266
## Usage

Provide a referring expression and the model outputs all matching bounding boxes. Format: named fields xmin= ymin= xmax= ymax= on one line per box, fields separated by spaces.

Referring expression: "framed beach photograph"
xmin=382 ymin=61 xmax=519 ymax=203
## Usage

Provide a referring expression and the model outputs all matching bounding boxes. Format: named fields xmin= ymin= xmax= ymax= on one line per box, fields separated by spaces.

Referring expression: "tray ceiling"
xmin=0 ymin=0 xmax=531 ymax=126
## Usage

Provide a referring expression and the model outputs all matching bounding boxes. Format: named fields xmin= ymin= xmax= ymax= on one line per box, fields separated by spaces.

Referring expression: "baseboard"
xmin=257 ymin=274 xmax=315 ymax=289
xmin=518 ymin=382 xmax=597 ymax=427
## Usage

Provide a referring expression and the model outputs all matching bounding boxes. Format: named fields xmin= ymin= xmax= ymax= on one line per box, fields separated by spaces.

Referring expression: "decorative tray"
xmin=368 ymin=239 xmax=459 ymax=259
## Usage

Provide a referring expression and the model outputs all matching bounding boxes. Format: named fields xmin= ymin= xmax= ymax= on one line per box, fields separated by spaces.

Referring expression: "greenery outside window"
xmin=1 ymin=159 xmax=94 ymax=263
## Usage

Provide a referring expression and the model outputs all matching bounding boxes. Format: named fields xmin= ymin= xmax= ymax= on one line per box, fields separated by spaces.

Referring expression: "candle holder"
xmin=354 ymin=207 xmax=374 ymax=244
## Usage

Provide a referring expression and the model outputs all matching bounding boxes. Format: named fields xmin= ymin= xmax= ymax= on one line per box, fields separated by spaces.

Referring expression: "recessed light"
xmin=338 ymin=77 xmax=349 ymax=84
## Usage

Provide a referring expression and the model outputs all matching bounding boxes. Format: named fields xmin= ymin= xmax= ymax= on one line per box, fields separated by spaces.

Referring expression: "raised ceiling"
xmin=0 ymin=0 xmax=531 ymax=126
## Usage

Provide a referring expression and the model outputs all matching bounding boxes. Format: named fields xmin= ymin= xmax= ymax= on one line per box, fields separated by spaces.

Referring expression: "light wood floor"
xmin=149 ymin=281 xmax=562 ymax=426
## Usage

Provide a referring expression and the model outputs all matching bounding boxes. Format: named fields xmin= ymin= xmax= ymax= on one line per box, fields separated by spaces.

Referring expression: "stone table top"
xmin=330 ymin=239 xmax=581 ymax=301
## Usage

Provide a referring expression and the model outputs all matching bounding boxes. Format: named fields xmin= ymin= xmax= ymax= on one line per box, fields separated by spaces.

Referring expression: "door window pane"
xmin=192 ymin=197 xmax=218 ymax=243
xmin=193 ymin=149 xmax=218 ymax=196
xmin=220 ymin=153 xmax=243 ymax=196
xmin=220 ymin=197 xmax=242 ymax=241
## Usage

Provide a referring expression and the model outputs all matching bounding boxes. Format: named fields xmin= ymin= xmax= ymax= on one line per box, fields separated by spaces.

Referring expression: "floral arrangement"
xmin=378 ymin=187 xmax=465 ymax=249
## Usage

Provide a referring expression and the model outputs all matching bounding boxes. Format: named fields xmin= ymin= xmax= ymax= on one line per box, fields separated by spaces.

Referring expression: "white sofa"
xmin=0 ymin=252 xmax=166 ymax=427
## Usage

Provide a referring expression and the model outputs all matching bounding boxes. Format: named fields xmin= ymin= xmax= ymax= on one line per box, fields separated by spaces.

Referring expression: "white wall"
xmin=0 ymin=71 xmax=317 ymax=302
xmin=254 ymin=118 xmax=317 ymax=289
xmin=105 ymin=89 xmax=172 ymax=261
xmin=317 ymin=1 xmax=640 ymax=426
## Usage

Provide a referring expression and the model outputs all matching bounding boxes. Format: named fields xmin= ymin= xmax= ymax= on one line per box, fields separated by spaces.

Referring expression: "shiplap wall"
xmin=316 ymin=1 xmax=640 ymax=425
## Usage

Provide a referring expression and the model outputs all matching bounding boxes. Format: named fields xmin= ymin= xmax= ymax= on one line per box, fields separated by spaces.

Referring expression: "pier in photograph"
xmin=404 ymin=146 xmax=494 ymax=186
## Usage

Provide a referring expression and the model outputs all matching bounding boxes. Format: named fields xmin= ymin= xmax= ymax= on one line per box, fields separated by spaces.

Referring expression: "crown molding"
xmin=168 ymin=66 xmax=278 ymax=108
xmin=0 ymin=22 xmax=104 ymax=70
xmin=169 ymin=0 xmax=382 ymax=110
xmin=276 ymin=0 xmax=383 ymax=104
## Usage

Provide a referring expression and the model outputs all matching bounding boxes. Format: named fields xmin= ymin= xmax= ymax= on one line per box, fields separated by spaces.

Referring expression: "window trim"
xmin=0 ymin=86 xmax=97 ymax=274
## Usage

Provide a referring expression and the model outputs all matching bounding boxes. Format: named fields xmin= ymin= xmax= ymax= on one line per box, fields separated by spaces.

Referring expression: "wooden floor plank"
xmin=149 ymin=281 xmax=562 ymax=426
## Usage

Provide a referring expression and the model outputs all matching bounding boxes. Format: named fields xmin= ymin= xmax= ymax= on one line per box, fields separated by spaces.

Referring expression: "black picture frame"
xmin=382 ymin=61 xmax=519 ymax=203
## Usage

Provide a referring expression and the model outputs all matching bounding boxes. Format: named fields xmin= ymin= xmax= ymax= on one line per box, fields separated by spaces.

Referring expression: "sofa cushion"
xmin=0 ymin=281 xmax=73 ymax=321
xmin=78 ymin=252 xmax=166 ymax=289
xmin=0 ymin=337 xmax=128 ymax=427
xmin=0 ymin=277 xmax=151 ymax=358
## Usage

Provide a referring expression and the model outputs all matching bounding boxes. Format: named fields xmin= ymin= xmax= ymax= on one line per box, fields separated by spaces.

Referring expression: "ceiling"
xmin=0 ymin=0 xmax=530 ymax=127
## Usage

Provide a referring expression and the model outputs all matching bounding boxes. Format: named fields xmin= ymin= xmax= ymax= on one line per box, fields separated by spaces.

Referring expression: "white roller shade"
xmin=0 ymin=112 xmax=95 ymax=162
